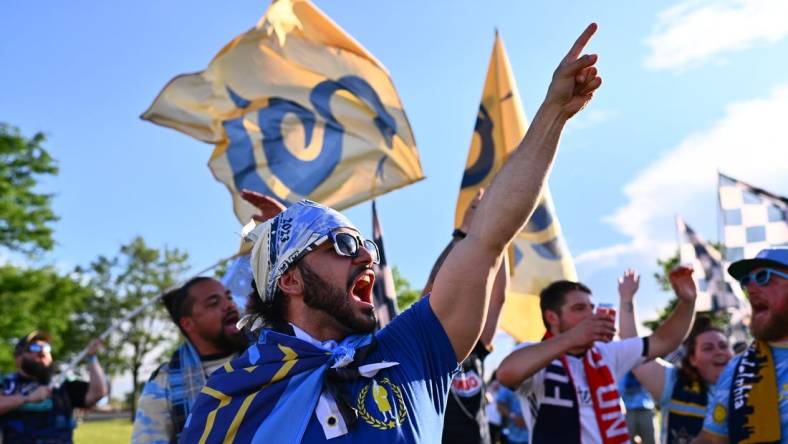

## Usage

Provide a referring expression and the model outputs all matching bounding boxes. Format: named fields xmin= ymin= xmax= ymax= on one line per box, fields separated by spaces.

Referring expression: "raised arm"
xmin=618 ymin=268 xmax=640 ymax=339
xmin=83 ymin=339 xmax=108 ymax=406
xmin=422 ymin=190 xmax=508 ymax=348
xmin=431 ymin=23 xmax=602 ymax=361
xmin=421 ymin=190 xmax=484 ymax=297
xmin=618 ymin=269 xmax=666 ymax=401
xmin=646 ymin=266 xmax=697 ymax=360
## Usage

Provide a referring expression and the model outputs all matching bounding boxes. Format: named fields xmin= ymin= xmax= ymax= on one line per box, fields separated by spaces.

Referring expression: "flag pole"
xmin=55 ymin=252 xmax=241 ymax=385
xmin=716 ymin=169 xmax=724 ymax=256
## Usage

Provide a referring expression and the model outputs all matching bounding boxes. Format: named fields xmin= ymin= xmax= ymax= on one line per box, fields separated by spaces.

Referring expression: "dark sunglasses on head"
xmin=739 ymin=268 xmax=788 ymax=288
xmin=27 ymin=343 xmax=52 ymax=354
xmin=306 ymin=231 xmax=380 ymax=264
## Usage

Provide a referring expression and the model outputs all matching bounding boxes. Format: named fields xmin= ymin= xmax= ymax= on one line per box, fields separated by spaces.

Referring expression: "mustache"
xmin=346 ymin=265 xmax=373 ymax=289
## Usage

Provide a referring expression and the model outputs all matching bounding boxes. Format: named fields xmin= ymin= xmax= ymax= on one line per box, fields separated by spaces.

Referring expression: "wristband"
xmin=452 ymin=229 xmax=467 ymax=239
xmin=87 ymin=355 xmax=98 ymax=364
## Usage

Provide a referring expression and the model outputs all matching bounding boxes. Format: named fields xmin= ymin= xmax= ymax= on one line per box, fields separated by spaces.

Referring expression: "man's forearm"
xmin=467 ymin=103 xmax=567 ymax=251
xmin=650 ymin=299 xmax=695 ymax=359
xmin=0 ymin=394 xmax=27 ymax=415
xmin=479 ymin=253 xmax=508 ymax=346
xmin=619 ymin=298 xmax=638 ymax=339
xmin=497 ymin=333 xmax=573 ymax=389
xmin=85 ymin=359 xmax=108 ymax=406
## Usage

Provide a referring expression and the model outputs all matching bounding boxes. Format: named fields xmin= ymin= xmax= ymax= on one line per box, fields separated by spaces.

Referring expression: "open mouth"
xmin=751 ymin=302 xmax=769 ymax=317
xmin=223 ymin=311 xmax=240 ymax=331
xmin=349 ymin=270 xmax=376 ymax=306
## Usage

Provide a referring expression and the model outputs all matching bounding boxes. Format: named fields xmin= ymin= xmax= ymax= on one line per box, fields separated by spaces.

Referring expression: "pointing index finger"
xmin=563 ymin=23 xmax=598 ymax=64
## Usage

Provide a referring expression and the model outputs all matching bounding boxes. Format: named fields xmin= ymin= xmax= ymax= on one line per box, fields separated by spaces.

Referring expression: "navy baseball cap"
xmin=728 ymin=247 xmax=788 ymax=280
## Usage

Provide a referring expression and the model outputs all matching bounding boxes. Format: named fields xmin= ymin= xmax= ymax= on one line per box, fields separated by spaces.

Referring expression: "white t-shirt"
xmin=515 ymin=337 xmax=648 ymax=444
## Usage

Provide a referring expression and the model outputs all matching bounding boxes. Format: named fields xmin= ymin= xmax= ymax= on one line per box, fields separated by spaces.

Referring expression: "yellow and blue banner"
xmin=143 ymin=0 xmax=423 ymax=223
xmin=456 ymin=32 xmax=577 ymax=342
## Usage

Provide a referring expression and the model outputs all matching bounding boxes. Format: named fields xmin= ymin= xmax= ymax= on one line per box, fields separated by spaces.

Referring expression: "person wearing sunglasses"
xmin=617 ymin=267 xmax=732 ymax=444
xmin=181 ymin=23 xmax=603 ymax=444
xmin=0 ymin=331 xmax=107 ymax=443
xmin=693 ymin=246 xmax=788 ymax=444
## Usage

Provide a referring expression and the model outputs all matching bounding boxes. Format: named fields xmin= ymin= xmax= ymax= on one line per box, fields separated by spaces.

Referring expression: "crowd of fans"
xmin=1 ymin=23 xmax=786 ymax=444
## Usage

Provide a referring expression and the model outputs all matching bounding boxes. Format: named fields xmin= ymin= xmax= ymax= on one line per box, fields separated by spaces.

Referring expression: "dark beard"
xmin=21 ymin=358 xmax=54 ymax=384
xmin=751 ymin=309 xmax=788 ymax=341
xmin=299 ymin=262 xmax=376 ymax=334
xmin=210 ymin=329 xmax=249 ymax=353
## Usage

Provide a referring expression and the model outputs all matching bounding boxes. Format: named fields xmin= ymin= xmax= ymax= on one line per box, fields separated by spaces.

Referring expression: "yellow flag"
xmin=142 ymin=0 xmax=423 ymax=223
xmin=456 ymin=32 xmax=577 ymax=342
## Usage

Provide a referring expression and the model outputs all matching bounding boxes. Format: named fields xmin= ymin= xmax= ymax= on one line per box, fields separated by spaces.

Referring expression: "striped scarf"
xmin=168 ymin=341 xmax=206 ymax=442
xmin=533 ymin=333 xmax=629 ymax=444
xmin=728 ymin=340 xmax=780 ymax=444
xmin=180 ymin=329 xmax=382 ymax=443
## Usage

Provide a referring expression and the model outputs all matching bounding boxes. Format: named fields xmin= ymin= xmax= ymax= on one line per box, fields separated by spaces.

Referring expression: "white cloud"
xmin=576 ymin=85 xmax=788 ymax=309
xmin=646 ymin=0 xmax=788 ymax=70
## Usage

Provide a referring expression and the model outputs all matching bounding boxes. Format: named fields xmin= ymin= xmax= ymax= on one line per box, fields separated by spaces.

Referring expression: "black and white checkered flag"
xmin=718 ymin=172 xmax=788 ymax=262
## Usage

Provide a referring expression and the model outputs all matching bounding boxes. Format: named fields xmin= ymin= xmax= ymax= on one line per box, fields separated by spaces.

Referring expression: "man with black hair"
xmin=497 ymin=267 xmax=698 ymax=444
xmin=0 ymin=331 xmax=107 ymax=443
xmin=182 ymin=23 xmax=605 ymax=444
xmin=131 ymin=277 xmax=247 ymax=443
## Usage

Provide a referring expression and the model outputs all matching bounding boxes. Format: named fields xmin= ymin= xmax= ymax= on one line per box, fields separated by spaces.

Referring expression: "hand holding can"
xmin=596 ymin=303 xmax=616 ymax=342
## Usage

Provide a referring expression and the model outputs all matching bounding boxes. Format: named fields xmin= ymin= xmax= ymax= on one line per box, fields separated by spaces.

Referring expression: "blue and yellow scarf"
xmin=728 ymin=340 xmax=780 ymax=444
xmin=180 ymin=329 xmax=375 ymax=443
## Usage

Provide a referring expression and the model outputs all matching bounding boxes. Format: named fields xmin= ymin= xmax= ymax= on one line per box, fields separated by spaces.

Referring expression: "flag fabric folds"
xmin=371 ymin=200 xmax=398 ymax=328
xmin=676 ymin=217 xmax=748 ymax=311
xmin=455 ymin=32 xmax=576 ymax=342
xmin=676 ymin=216 xmax=750 ymax=342
xmin=143 ymin=0 xmax=424 ymax=224
xmin=718 ymin=172 xmax=788 ymax=262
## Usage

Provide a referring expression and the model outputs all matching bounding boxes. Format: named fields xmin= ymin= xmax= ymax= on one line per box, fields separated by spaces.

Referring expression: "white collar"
xmin=289 ymin=323 xmax=339 ymax=351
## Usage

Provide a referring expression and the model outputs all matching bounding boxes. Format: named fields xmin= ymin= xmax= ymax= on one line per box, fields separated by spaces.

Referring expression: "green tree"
xmin=0 ymin=123 xmax=58 ymax=254
xmin=77 ymin=237 xmax=189 ymax=418
xmin=392 ymin=266 xmax=420 ymax=311
xmin=0 ymin=264 xmax=93 ymax=372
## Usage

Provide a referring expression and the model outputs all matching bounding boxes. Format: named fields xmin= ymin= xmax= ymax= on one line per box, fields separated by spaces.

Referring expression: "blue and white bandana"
xmin=246 ymin=200 xmax=357 ymax=302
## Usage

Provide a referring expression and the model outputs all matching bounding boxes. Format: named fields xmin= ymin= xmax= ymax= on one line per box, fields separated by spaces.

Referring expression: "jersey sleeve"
xmin=601 ymin=337 xmax=647 ymax=381
xmin=702 ymin=357 xmax=736 ymax=438
xmin=131 ymin=368 xmax=175 ymax=444
xmin=376 ymin=296 xmax=459 ymax=381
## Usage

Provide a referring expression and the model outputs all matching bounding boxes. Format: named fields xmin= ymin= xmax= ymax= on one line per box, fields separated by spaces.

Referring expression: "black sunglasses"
xmin=306 ymin=231 xmax=380 ymax=264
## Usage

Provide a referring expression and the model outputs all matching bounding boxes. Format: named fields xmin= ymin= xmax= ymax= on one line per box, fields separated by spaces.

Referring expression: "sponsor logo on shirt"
xmin=451 ymin=370 xmax=483 ymax=397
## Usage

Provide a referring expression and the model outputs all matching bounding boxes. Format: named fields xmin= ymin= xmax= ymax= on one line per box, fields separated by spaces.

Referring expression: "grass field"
xmin=74 ymin=418 xmax=132 ymax=444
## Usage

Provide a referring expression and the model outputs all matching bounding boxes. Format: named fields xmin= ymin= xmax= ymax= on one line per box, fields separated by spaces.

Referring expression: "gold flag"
xmin=143 ymin=0 xmax=424 ymax=223
xmin=456 ymin=32 xmax=577 ymax=341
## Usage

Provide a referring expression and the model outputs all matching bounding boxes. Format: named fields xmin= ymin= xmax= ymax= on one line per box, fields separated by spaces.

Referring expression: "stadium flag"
xmin=676 ymin=216 xmax=748 ymax=311
xmin=676 ymin=216 xmax=750 ymax=342
xmin=455 ymin=32 xmax=576 ymax=342
xmin=718 ymin=172 xmax=788 ymax=262
xmin=371 ymin=201 xmax=398 ymax=328
xmin=142 ymin=0 xmax=424 ymax=224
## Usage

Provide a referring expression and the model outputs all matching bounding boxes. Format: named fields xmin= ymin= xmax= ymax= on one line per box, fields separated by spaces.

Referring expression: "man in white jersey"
xmin=497 ymin=267 xmax=698 ymax=444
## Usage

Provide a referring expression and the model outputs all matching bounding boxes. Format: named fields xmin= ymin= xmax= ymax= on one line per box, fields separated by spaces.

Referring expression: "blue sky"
xmin=2 ymin=0 xmax=788 ymax=329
